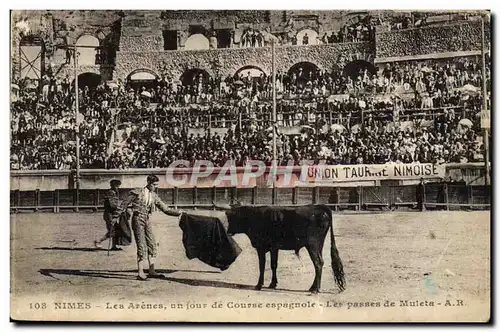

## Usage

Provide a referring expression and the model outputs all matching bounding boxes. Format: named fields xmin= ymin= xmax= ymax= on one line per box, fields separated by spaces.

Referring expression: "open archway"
xmin=296 ymin=29 xmax=319 ymax=45
xmin=288 ymin=62 xmax=320 ymax=82
xmin=181 ymin=68 xmax=210 ymax=87
xmin=234 ymin=65 xmax=266 ymax=79
xmin=73 ymin=72 xmax=102 ymax=90
xmin=342 ymin=60 xmax=377 ymax=80
xmin=76 ymin=35 xmax=100 ymax=66
xmin=127 ymin=69 xmax=159 ymax=91
xmin=184 ymin=34 xmax=210 ymax=50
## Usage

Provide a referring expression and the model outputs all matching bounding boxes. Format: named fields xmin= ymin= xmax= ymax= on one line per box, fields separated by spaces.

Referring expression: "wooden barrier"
xmin=9 ymin=184 xmax=490 ymax=213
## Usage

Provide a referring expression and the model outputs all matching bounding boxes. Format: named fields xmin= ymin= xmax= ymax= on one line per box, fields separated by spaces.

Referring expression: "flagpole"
xmin=271 ymin=39 xmax=277 ymax=192
xmin=481 ymin=15 xmax=489 ymax=186
xmin=73 ymin=47 xmax=81 ymax=194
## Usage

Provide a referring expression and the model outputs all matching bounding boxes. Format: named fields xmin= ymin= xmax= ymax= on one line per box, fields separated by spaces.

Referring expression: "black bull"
xmin=223 ymin=204 xmax=345 ymax=293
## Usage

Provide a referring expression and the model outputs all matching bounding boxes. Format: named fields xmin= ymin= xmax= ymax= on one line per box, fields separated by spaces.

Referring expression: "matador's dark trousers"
xmin=131 ymin=213 xmax=157 ymax=262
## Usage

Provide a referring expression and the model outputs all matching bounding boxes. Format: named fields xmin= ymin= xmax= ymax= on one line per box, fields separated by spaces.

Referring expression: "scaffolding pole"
xmin=481 ymin=16 xmax=490 ymax=185
xmin=271 ymin=40 xmax=277 ymax=190
xmin=73 ymin=48 xmax=80 ymax=191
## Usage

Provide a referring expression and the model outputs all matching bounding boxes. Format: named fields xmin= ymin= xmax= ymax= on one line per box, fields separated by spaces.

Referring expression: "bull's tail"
xmin=325 ymin=206 xmax=345 ymax=292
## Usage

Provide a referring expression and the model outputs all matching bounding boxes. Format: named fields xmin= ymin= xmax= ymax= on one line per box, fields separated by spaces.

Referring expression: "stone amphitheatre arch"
xmin=233 ymin=65 xmax=267 ymax=78
xmin=296 ymin=28 xmax=320 ymax=45
xmin=180 ymin=68 xmax=211 ymax=86
xmin=184 ymin=34 xmax=210 ymax=51
xmin=75 ymin=34 xmax=100 ymax=66
xmin=287 ymin=61 xmax=322 ymax=78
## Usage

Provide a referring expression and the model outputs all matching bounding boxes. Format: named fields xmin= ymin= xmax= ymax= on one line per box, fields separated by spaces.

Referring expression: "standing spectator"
xmin=303 ymin=33 xmax=309 ymax=45
xmin=416 ymin=178 xmax=425 ymax=211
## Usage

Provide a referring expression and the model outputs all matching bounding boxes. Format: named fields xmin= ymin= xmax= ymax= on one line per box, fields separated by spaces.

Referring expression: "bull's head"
xmin=226 ymin=205 xmax=251 ymax=236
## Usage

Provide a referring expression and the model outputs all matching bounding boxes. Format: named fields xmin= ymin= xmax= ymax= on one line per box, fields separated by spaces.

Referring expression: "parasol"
xmin=458 ymin=118 xmax=473 ymax=127
xmin=420 ymin=67 xmax=435 ymax=73
xmin=141 ymin=91 xmax=152 ymax=98
xmin=458 ymin=84 xmax=480 ymax=95
xmin=417 ymin=119 xmax=434 ymax=129
xmin=330 ymin=124 xmax=345 ymax=133
xmin=300 ymin=125 xmax=316 ymax=134
xmin=320 ymin=124 xmax=330 ymax=134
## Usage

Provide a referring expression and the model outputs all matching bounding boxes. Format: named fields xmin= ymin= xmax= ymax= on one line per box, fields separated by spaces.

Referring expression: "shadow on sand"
xmin=36 ymin=247 xmax=112 ymax=252
xmin=38 ymin=268 xmax=339 ymax=294
xmin=39 ymin=268 xmax=221 ymax=281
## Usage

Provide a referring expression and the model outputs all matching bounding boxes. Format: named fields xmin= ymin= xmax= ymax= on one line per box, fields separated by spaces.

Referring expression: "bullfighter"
xmin=114 ymin=175 xmax=183 ymax=280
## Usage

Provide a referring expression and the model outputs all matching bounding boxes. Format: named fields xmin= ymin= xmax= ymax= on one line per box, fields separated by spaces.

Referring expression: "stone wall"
xmin=118 ymin=10 xmax=372 ymax=52
xmin=122 ymin=10 xmax=270 ymax=39
xmin=376 ymin=20 xmax=491 ymax=60
xmin=11 ymin=10 xmax=121 ymax=80
xmin=119 ymin=35 xmax=164 ymax=52
xmin=114 ymin=42 xmax=374 ymax=81
xmin=160 ymin=10 xmax=270 ymax=24
xmin=12 ymin=11 xmax=491 ymax=84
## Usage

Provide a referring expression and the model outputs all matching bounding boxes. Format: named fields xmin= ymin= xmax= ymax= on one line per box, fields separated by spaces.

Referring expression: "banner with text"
xmin=306 ymin=163 xmax=446 ymax=182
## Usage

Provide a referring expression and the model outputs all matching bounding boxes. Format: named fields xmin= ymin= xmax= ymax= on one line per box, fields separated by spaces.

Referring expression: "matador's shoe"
xmin=147 ymin=263 xmax=166 ymax=279
xmin=137 ymin=260 xmax=148 ymax=281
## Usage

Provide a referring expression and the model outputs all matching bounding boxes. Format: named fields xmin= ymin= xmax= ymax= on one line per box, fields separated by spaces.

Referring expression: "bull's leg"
xmin=269 ymin=248 xmax=279 ymax=289
xmin=306 ymin=245 xmax=324 ymax=293
xmin=255 ymin=249 xmax=266 ymax=290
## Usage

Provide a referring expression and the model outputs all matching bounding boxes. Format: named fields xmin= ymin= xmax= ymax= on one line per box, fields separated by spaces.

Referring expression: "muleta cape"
xmin=179 ymin=213 xmax=242 ymax=271
xmin=103 ymin=189 xmax=132 ymax=246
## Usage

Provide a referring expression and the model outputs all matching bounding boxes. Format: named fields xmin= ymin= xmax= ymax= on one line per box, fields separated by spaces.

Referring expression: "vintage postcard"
xmin=10 ymin=9 xmax=490 ymax=322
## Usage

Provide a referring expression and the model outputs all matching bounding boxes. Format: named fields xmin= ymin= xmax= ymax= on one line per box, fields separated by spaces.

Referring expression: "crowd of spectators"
xmin=11 ymin=55 xmax=488 ymax=170
xmin=286 ymin=109 xmax=484 ymax=165
xmin=323 ymin=15 xmax=376 ymax=44
xmin=11 ymin=73 xmax=115 ymax=170
xmin=235 ymin=14 xmax=376 ymax=48
xmin=130 ymin=66 xmax=351 ymax=107
xmin=106 ymin=104 xmax=484 ymax=169
xmin=240 ymin=28 xmax=266 ymax=48
xmin=377 ymin=56 xmax=490 ymax=94
xmin=135 ymin=55 xmax=490 ymax=111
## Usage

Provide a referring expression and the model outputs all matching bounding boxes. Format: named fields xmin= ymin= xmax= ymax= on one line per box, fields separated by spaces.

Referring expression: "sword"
xmin=107 ymin=218 xmax=116 ymax=257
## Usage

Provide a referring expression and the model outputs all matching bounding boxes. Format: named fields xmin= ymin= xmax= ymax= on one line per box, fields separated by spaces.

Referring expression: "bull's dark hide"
xmin=179 ymin=213 xmax=242 ymax=271
xmin=225 ymin=204 xmax=345 ymax=292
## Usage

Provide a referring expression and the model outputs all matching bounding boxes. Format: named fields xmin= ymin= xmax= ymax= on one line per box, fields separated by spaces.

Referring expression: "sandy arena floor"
xmin=10 ymin=210 xmax=490 ymax=322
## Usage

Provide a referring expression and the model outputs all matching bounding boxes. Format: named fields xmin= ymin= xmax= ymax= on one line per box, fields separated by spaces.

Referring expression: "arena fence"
xmin=117 ymin=106 xmax=469 ymax=131
xmin=10 ymin=184 xmax=490 ymax=213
